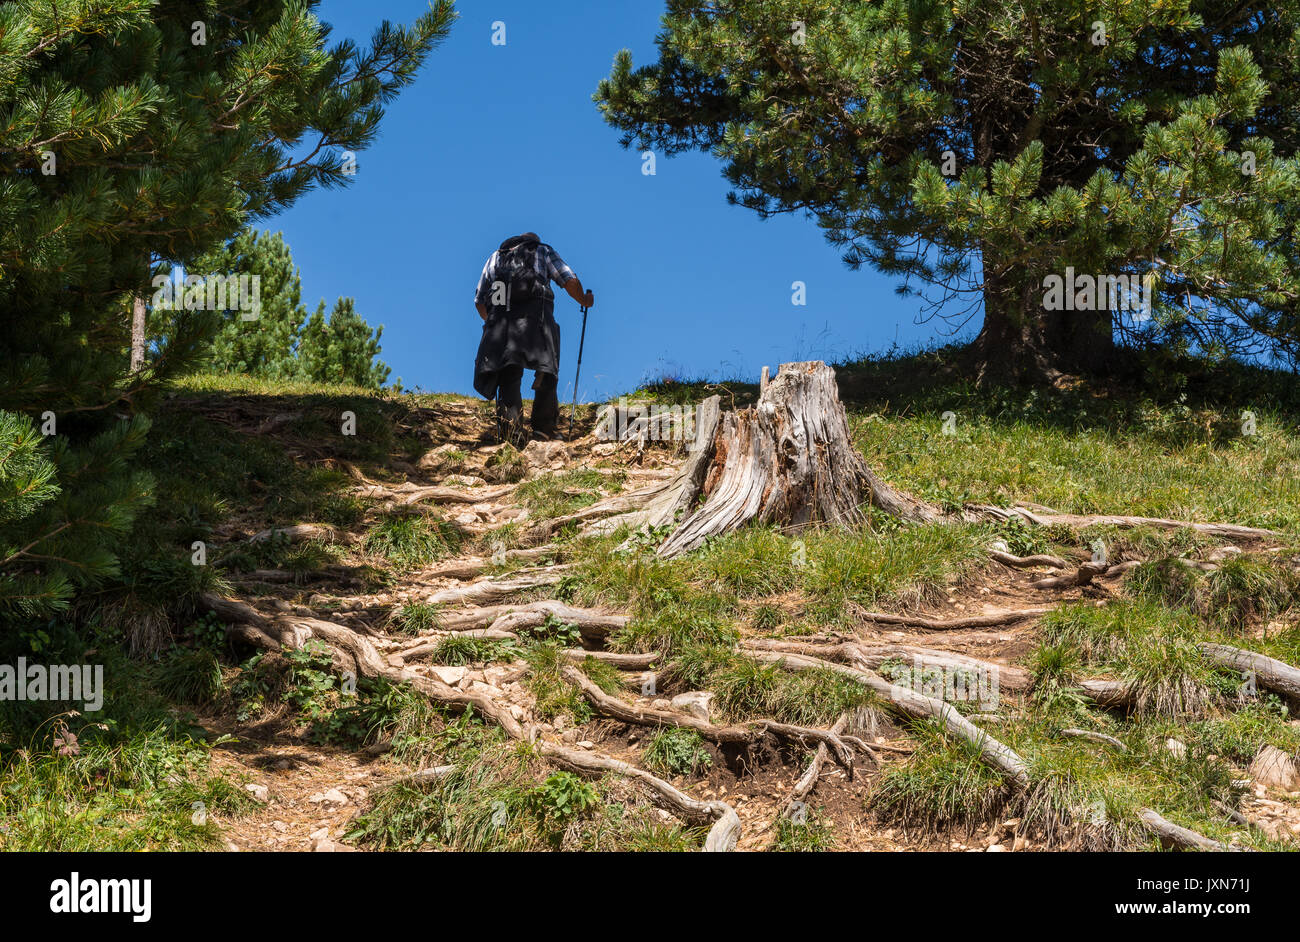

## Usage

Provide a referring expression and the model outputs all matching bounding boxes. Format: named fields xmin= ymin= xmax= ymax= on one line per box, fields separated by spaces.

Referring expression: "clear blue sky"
xmin=271 ymin=0 xmax=968 ymax=399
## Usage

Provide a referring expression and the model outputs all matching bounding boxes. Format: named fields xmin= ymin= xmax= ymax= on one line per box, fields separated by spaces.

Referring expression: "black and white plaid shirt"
xmin=474 ymin=243 xmax=576 ymax=307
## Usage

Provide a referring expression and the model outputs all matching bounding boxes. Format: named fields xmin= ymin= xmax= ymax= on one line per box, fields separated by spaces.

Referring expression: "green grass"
xmin=387 ymin=601 xmax=441 ymax=635
xmin=0 ymin=625 xmax=250 ymax=851
xmin=430 ymin=634 xmax=522 ymax=666
xmin=516 ymin=469 xmax=618 ymax=520
xmin=18 ymin=349 xmax=1300 ymax=852
xmin=837 ymin=350 xmax=1300 ymax=533
xmin=873 ymin=713 xmax=1277 ymax=850
xmin=363 ymin=511 xmax=462 ymax=569
xmin=1128 ymin=553 xmax=1300 ymax=634
xmin=347 ymin=711 xmax=701 ymax=852
xmin=1036 ymin=601 xmax=1223 ymax=719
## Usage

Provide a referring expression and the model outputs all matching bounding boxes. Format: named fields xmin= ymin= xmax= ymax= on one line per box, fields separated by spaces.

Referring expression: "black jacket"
xmin=473 ymin=235 xmax=561 ymax=396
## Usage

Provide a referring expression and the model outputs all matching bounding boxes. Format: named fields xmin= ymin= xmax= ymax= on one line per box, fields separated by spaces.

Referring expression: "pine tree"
xmin=596 ymin=0 xmax=1300 ymax=382
xmin=177 ymin=228 xmax=393 ymax=388
xmin=0 ymin=1 xmax=455 ymax=624
xmin=298 ymin=297 xmax=393 ymax=389
xmin=186 ymin=230 xmax=310 ymax=380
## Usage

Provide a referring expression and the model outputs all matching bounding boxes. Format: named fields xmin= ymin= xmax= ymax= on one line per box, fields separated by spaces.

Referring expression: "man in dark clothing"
xmin=473 ymin=233 xmax=593 ymax=443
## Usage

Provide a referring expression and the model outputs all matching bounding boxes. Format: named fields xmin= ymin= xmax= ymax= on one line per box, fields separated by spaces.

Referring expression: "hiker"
xmin=473 ymin=232 xmax=594 ymax=443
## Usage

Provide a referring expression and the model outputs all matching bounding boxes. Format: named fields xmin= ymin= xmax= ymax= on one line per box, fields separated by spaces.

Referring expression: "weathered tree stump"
xmin=654 ymin=361 xmax=937 ymax=558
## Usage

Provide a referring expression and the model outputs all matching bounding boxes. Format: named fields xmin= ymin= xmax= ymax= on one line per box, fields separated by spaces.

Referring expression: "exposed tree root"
xmin=1076 ymin=679 xmax=1136 ymax=710
xmin=561 ymin=650 xmax=660 ymax=669
xmin=355 ymin=482 xmax=514 ymax=506
xmin=779 ymin=713 xmax=849 ymax=824
xmin=971 ymin=504 xmax=1282 ymax=542
xmin=740 ymin=637 xmax=1032 ymax=691
xmin=237 ymin=566 xmax=362 ymax=584
xmin=561 ymin=666 xmax=860 ymax=774
xmin=409 ymin=601 xmax=628 ymax=644
xmin=422 ymin=568 xmax=572 ymax=606
xmin=1139 ymin=809 xmax=1229 ymax=851
xmin=989 ymin=549 xmax=1070 ymax=570
xmin=747 ymin=650 xmax=1031 ymax=789
xmin=853 ymin=606 xmax=1055 ymax=631
xmin=420 ymin=545 xmax=558 ymax=581
xmin=1031 ymin=560 xmax=1139 ymax=589
xmin=1200 ymin=643 xmax=1300 ymax=701
xmin=200 ymin=592 xmax=739 ymax=851
xmin=249 ymin=523 xmax=358 ymax=545
xmin=537 ymin=743 xmax=740 ymax=851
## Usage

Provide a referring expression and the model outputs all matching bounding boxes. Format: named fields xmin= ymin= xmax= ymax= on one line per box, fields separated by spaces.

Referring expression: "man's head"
xmin=499 ymin=232 xmax=540 ymax=251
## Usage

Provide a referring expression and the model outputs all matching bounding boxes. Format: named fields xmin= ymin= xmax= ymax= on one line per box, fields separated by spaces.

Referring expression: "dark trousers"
xmin=484 ymin=365 xmax=559 ymax=435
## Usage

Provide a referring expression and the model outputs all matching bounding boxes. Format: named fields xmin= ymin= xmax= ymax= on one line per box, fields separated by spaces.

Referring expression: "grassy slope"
xmin=5 ymin=350 xmax=1300 ymax=851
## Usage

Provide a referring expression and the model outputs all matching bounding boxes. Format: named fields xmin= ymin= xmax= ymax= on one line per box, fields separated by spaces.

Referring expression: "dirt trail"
xmin=192 ymin=395 xmax=1299 ymax=851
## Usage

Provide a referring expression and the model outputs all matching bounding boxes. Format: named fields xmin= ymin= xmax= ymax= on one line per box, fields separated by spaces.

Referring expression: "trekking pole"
xmin=569 ymin=300 xmax=590 ymax=438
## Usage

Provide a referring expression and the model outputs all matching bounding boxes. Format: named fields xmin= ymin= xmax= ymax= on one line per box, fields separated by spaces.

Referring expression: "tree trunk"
xmin=129 ymin=293 xmax=146 ymax=372
xmin=968 ymin=265 xmax=1115 ymax=385
xmin=656 ymin=361 xmax=937 ymax=558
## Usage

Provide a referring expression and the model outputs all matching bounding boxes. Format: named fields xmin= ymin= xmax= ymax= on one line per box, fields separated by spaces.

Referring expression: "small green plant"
xmin=283 ymin=642 xmax=340 ymax=720
xmin=751 ymin=603 xmax=782 ymax=631
xmin=989 ymin=518 xmax=1050 ymax=557
xmin=516 ymin=469 xmax=611 ymax=519
xmin=522 ymin=613 xmax=584 ymax=647
xmin=642 ymin=728 xmax=712 ymax=777
xmin=524 ymin=644 xmax=592 ymax=722
xmin=527 ymin=772 xmax=599 ymax=824
xmin=432 ymin=634 xmax=522 ymax=666
xmin=311 ymin=677 xmax=425 ymax=747
xmin=772 ymin=809 xmax=836 ymax=851
xmin=182 ymin=612 xmax=228 ymax=651
xmin=485 ymin=443 xmax=527 ymax=483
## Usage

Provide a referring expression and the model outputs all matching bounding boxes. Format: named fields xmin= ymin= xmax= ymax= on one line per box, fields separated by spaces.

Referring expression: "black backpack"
xmin=493 ymin=235 xmax=550 ymax=308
